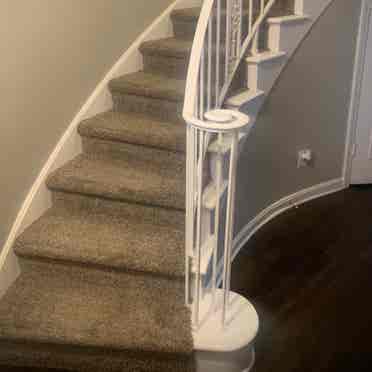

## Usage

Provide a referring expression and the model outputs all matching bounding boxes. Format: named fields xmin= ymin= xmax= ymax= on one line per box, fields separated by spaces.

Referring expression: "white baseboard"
xmin=232 ymin=177 xmax=346 ymax=265
xmin=210 ymin=178 xmax=346 ymax=288
xmin=0 ymin=251 xmax=20 ymax=299
xmin=0 ymin=0 xmax=201 ymax=298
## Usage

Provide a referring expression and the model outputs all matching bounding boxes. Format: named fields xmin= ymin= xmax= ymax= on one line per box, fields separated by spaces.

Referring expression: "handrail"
xmin=183 ymin=0 xmax=214 ymax=124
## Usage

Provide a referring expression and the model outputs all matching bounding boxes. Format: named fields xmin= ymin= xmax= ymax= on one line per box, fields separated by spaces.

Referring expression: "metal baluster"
xmin=212 ymin=133 xmax=223 ymax=308
xmin=237 ymin=0 xmax=243 ymax=58
xmin=193 ymin=129 xmax=205 ymax=328
xmin=248 ymin=0 xmax=253 ymax=34
xmin=225 ymin=0 xmax=232 ymax=83
xmin=200 ymin=49 xmax=205 ymax=119
xmin=222 ymin=130 xmax=239 ymax=326
xmin=207 ymin=17 xmax=213 ymax=111
xmin=215 ymin=0 xmax=221 ymax=107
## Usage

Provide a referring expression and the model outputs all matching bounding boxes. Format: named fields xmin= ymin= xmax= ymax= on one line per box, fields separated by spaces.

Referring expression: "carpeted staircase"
xmin=0 ymin=2 xmax=293 ymax=371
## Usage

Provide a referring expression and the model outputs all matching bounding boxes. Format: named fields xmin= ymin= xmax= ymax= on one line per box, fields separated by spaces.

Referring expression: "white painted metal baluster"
xmin=252 ymin=0 xmax=265 ymax=54
xmin=200 ymin=49 xmax=205 ymax=119
xmin=251 ymin=0 xmax=259 ymax=55
xmin=237 ymin=0 xmax=243 ymax=58
xmin=222 ymin=130 xmax=239 ymax=326
xmin=185 ymin=125 xmax=192 ymax=306
xmin=215 ymin=0 xmax=221 ymax=107
xmin=212 ymin=132 xmax=223 ymax=308
xmin=248 ymin=0 xmax=253 ymax=34
xmin=225 ymin=0 xmax=231 ymax=83
xmin=207 ymin=17 xmax=213 ymax=111
xmin=193 ymin=129 xmax=205 ymax=328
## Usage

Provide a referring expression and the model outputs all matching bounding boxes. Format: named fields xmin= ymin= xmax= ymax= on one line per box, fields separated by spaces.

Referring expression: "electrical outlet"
xmin=297 ymin=149 xmax=313 ymax=168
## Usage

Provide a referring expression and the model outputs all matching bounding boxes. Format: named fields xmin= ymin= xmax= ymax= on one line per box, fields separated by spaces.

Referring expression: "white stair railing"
xmin=183 ymin=0 xmax=278 ymax=331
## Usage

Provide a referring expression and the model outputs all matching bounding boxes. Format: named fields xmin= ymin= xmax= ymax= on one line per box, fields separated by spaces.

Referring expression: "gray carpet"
xmin=78 ymin=111 xmax=186 ymax=153
xmin=47 ymin=152 xmax=185 ymax=210
xmin=0 ymin=1 xmax=293 ymax=371
xmin=15 ymin=204 xmax=185 ymax=278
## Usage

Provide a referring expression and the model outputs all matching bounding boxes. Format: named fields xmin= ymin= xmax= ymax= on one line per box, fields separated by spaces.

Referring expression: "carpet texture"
xmin=0 ymin=5 xmax=194 ymax=372
xmin=47 ymin=152 xmax=185 ymax=210
xmin=0 ymin=1 xmax=293 ymax=371
xmin=15 ymin=204 xmax=185 ymax=278
xmin=78 ymin=111 xmax=186 ymax=153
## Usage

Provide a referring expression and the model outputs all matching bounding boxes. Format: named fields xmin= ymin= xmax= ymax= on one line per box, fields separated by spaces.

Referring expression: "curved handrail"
xmin=183 ymin=0 xmax=214 ymax=125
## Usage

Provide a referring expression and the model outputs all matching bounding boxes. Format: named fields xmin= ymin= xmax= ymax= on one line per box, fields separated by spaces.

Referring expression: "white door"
xmin=351 ymin=0 xmax=372 ymax=184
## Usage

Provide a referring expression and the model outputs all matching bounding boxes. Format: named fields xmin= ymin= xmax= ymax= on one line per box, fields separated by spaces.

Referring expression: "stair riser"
xmin=51 ymin=191 xmax=186 ymax=228
xmin=172 ymin=20 xmax=196 ymax=40
xmin=82 ymin=137 xmax=185 ymax=164
xmin=247 ymin=57 xmax=286 ymax=92
xmin=0 ymin=339 xmax=194 ymax=372
xmin=268 ymin=20 xmax=309 ymax=53
xmin=112 ymin=92 xmax=183 ymax=123
xmin=143 ymin=54 xmax=190 ymax=79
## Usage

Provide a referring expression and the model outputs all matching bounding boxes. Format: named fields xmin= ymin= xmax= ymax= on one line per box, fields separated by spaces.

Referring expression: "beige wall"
xmin=0 ymin=0 xmax=172 ymax=251
xmin=236 ymin=0 xmax=361 ymax=233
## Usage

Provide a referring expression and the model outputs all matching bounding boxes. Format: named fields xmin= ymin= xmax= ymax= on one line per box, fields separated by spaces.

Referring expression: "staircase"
xmin=0 ymin=0 xmax=331 ymax=371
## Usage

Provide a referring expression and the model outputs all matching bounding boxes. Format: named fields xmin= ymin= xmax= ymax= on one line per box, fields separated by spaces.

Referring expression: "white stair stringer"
xmin=246 ymin=51 xmax=287 ymax=92
xmin=267 ymin=15 xmax=310 ymax=53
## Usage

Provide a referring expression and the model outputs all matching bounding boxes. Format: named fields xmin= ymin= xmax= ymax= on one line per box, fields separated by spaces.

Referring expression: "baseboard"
xmin=233 ymin=177 xmax=346 ymax=263
xmin=0 ymin=0 xmax=201 ymax=299
xmin=215 ymin=178 xmax=346 ymax=288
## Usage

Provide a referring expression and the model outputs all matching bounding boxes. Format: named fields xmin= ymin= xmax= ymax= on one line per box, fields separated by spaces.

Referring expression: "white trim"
xmin=233 ymin=178 xmax=345 ymax=265
xmin=0 ymin=0 xmax=201 ymax=298
xmin=266 ymin=14 xmax=310 ymax=24
xmin=193 ymin=290 xmax=258 ymax=352
xmin=245 ymin=51 xmax=286 ymax=64
xmin=215 ymin=178 xmax=346 ymax=287
xmin=343 ymin=0 xmax=370 ymax=186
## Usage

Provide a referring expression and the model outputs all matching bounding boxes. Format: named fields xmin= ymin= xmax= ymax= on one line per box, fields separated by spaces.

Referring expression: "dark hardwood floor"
xmin=2 ymin=186 xmax=372 ymax=371
xmin=231 ymin=185 xmax=372 ymax=372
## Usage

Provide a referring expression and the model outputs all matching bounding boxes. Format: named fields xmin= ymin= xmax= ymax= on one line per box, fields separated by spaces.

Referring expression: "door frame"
xmin=343 ymin=0 xmax=372 ymax=185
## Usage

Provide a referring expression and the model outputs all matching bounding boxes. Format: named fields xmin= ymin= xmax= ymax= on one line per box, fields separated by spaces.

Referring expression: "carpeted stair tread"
xmin=78 ymin=110 xmax=186 ymax=153
xmin=14 ymin=204 xmax=185 ymax=278
xmin=109 ymin=71 xmax=185 ymax=102
xmin=171 ymin=5 xmax=292 ymax=23
xmin=140 ymin=37 xmax=193 ymax=59
xmin=46 ymin=152 xmax=185 ymax=210
xmin=0 ymin=267 xmax=193 ymax=355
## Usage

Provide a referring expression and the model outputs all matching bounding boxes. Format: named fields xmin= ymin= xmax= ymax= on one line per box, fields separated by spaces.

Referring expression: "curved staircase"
xmin=0 ymin=0 xmax=332 ymax=371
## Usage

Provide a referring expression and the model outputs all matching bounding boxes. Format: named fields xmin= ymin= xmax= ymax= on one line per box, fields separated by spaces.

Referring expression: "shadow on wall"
xmin=235 ymin=0 xmax=361 ymax=234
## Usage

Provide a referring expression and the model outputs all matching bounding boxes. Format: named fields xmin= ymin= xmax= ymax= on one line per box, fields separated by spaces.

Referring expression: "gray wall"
xmin=0 ymin=0 xmax=172 ymax=251
xmin=236 ymin=0 xmax=361 ymax=233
